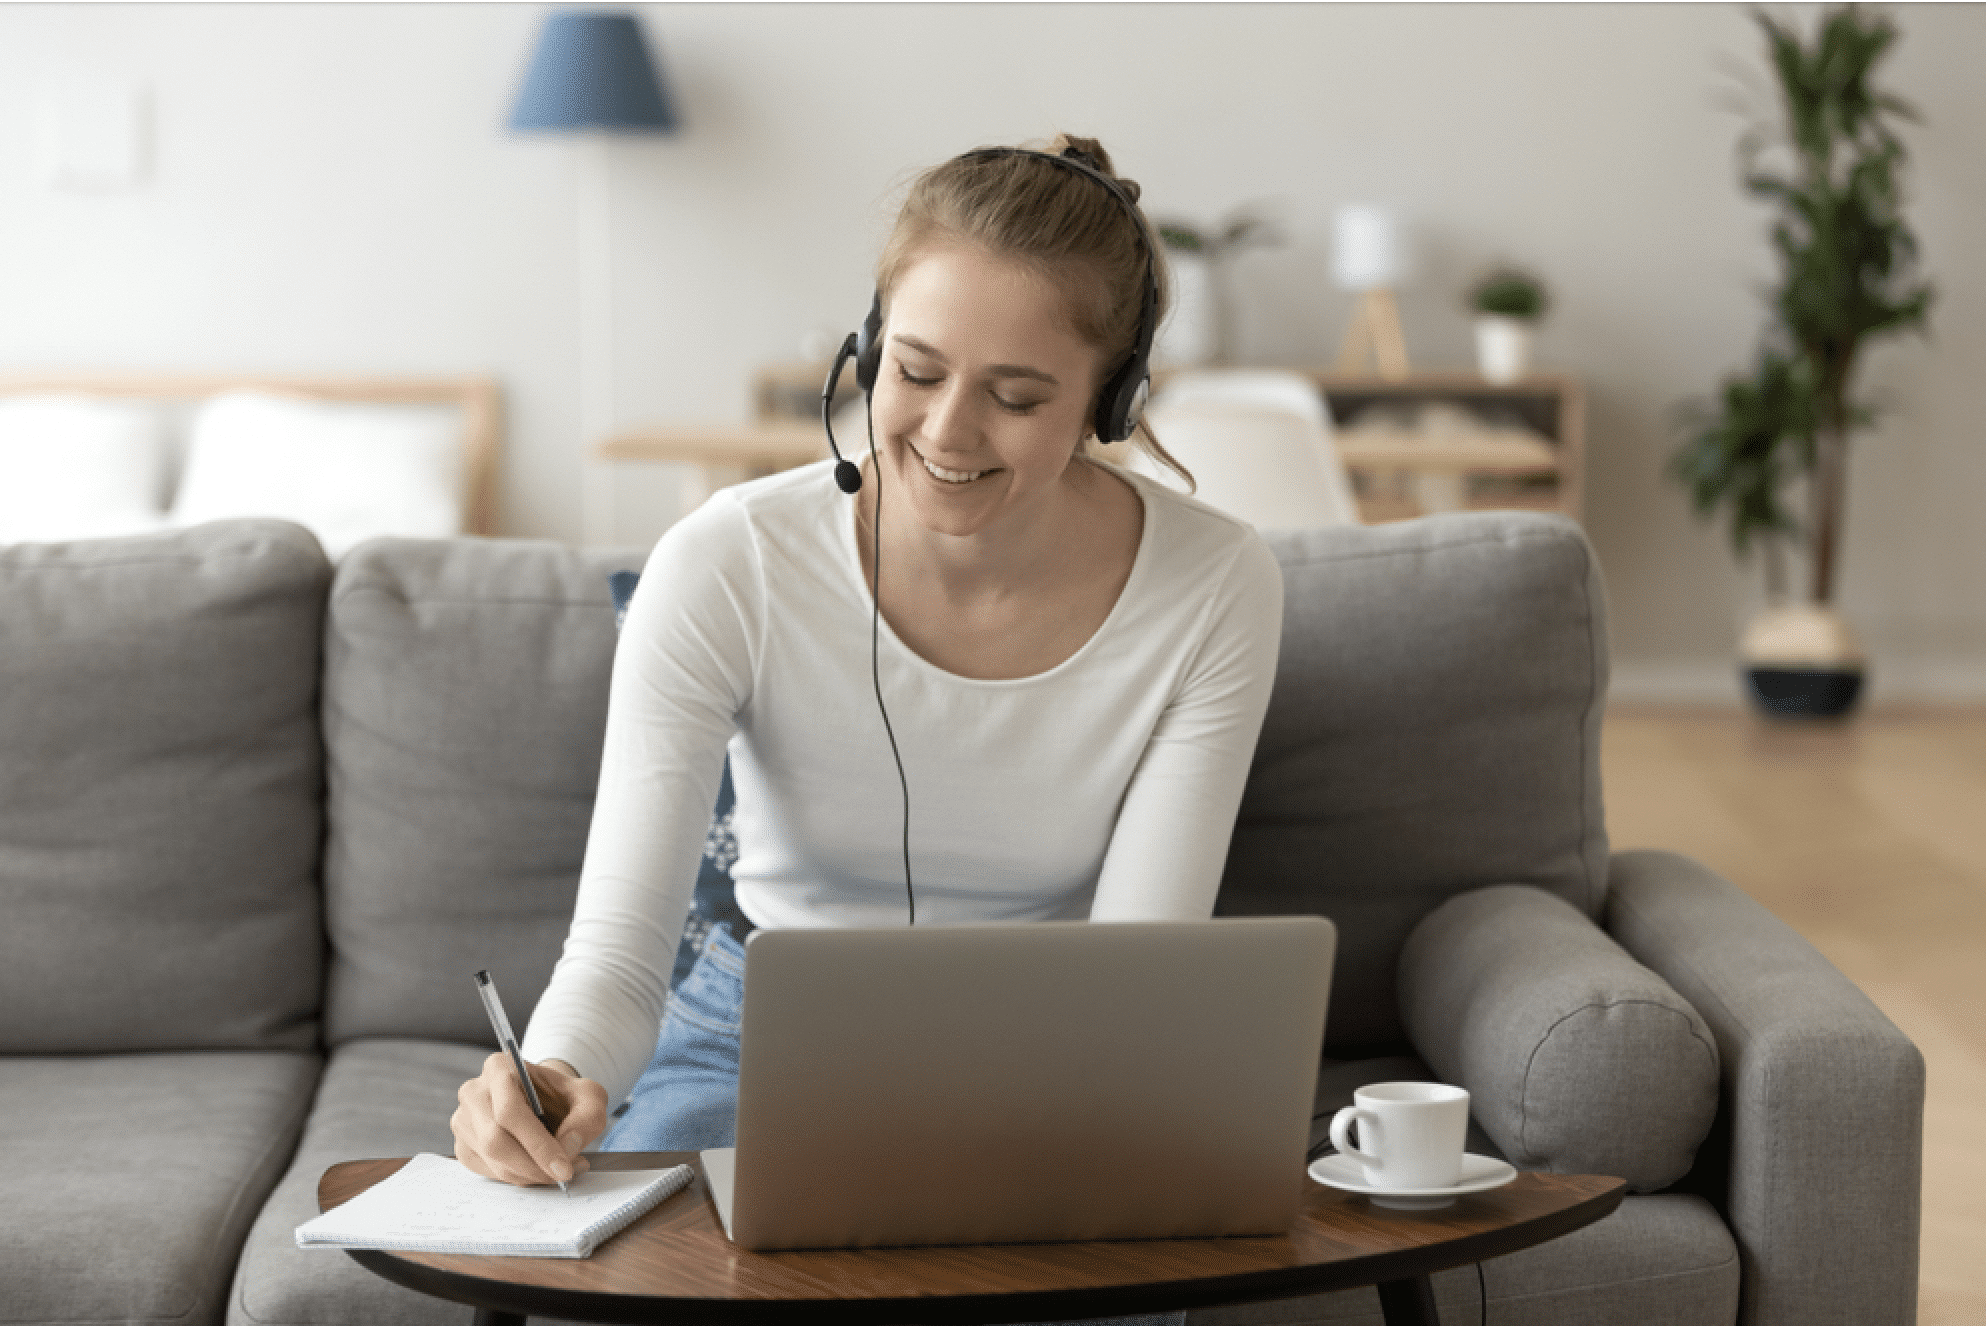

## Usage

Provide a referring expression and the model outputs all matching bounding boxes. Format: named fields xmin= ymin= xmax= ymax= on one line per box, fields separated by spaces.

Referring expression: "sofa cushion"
xmin=0 ymin=1050 xmax=319 ymax=1326
xmin=320 ymin=537 xmax=645 ymax=1047
xmin=0 ymin=520 xmax=330 ymax=1053
xmin=228 ymin=1037 xmax=603 ymax=1326
xmin=169 ymin=392 xmax=467 ymax=560
xmin=1187 ymin=1192 xmax=1737 ymax=1326
xmin=228 ymin=1038 xmax=485 ymax=1326
xmin=0 ymin=394 xmax=172 ymax=542
xmin=1222 ymin=513 xmax=1610 ymax=1054
xmin=1398 ymin=884 xmax=1719 ymax=1192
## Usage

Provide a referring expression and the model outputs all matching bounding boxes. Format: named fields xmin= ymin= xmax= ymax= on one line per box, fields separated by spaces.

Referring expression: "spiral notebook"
xmin=296 ymin=1153 xmax=693 ymax=1258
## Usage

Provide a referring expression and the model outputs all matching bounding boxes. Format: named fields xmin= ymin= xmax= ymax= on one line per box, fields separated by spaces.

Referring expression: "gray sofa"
xmin=0 ymin=512 xmax=1921 ymax=1326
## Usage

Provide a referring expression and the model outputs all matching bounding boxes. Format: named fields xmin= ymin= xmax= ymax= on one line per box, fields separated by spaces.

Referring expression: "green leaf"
xmin=1467 ymin=266 xmax=1549 ymax=319
xmin=1677 ymin=4 xmax=1935 ymax=578
xmin=1667 ymin=349 xmax=1813 ymax=557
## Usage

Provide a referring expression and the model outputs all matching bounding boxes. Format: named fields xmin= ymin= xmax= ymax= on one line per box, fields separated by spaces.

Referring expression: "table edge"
xmin=321 ymin=1158 xmax=1625 ymax=1325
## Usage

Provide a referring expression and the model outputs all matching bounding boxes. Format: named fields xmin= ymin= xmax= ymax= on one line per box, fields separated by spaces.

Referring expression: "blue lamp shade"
xmin=509 ymin=11 xmax=679 ymax=133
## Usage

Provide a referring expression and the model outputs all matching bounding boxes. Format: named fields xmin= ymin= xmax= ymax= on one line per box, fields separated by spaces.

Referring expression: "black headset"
xmin=820 ymin=145 xmax=1161 ymax=492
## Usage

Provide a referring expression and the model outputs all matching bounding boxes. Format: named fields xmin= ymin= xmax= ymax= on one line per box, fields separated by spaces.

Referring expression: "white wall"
xmin=1 ymin=3 xmax=1979 ymax=703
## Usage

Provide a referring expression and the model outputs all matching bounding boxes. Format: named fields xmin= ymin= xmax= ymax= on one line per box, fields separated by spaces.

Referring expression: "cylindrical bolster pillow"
xmin=1398 ymin=884 xmax=1719 ymax=1192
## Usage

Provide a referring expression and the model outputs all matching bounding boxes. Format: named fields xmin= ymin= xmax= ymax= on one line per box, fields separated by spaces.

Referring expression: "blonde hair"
xmin=875 ymin=134 xmax=1192 ymax=488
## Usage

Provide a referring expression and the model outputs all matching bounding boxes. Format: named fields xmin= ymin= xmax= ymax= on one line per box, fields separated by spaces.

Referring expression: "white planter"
xmin=1738 ymin=603 xmax=1867 ymax=718
xmin=1474 ymin=315 xmax=1533 ymax=384
xmin=1154 ymin=252 xmax=1216 ymax=369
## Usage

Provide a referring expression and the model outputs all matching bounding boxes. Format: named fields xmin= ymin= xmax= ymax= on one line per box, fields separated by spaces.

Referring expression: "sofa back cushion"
xmin=1221 ymin=512 xmax=1610 ymax=1054
xmin=321 ymin=537 xmax=642 ymax=1047
xmin=0 ymin=520 xmax=330 ymax=1053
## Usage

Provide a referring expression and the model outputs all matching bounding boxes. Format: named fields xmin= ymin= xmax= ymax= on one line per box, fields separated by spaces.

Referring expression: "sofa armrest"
xmin=1605 ymin=849 xmax=1923 ymax=1326
xmin=1398 ymin=883 xmax=1719 ymax=1191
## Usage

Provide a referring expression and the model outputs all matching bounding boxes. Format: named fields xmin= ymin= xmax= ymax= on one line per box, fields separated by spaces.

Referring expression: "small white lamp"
xmin=1331 ymin=205 xmax=1411 ymax=381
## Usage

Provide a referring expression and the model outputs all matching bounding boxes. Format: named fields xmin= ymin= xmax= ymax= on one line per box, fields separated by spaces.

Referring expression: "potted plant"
xmin=1154 ymin=207 xmax=1283 ymax=368
xmin=1669 ymin=5 xmax=1934 ymax=718
xmin=1467 ymin=267 xmax=1549 ymax=384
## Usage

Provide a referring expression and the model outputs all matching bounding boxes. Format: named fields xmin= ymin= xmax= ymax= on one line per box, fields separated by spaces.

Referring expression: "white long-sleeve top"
xmin=522 ymin=459 xmax=1285 ymax=1107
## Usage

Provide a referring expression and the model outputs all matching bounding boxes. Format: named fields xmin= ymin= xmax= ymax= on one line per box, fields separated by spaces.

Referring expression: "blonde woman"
xmin=452 ymin=139 xmax=1284 ymax=1219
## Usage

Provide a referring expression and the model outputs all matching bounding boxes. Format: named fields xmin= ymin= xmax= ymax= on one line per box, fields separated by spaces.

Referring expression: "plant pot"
xmin=1738 ymin=603 xmax=1866 ymax=718
xmin=1474 ymin=316 xmax=1532 ymax=384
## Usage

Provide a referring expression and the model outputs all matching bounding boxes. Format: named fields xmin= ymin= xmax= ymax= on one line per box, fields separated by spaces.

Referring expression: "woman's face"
xmin=870 ymin=242 xmax=1106 ymax=541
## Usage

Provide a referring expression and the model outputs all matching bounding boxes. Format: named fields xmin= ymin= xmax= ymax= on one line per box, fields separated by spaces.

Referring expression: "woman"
xmin=451 ymin=135 xmax=1284 ymax=1190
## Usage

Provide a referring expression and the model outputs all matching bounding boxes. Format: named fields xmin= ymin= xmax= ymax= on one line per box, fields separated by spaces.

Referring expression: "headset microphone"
xmin=821 ymin=333 xmax=864 ymax=494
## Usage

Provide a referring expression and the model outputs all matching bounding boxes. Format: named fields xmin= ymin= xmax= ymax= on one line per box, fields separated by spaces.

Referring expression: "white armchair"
xmin=1124 ymin=370 xmax=1359 ymax=530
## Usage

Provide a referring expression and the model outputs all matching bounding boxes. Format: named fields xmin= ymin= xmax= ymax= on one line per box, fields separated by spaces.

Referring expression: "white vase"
xmin=1474 ymin=315 xmax=1533 ymax=384
xmin=1155 ymin=252 xmax=1216 ymax=369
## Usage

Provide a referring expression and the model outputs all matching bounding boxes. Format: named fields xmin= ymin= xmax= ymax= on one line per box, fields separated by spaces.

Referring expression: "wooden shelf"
xmin=1296 ymin=369 xmax=1585 ymax=524
xmin=598 ymin=424 xmax=827 ymax=469
xmin=597 ymin=423 xmax=827 ymax=514
xmin=597 ymin=361 xmax=849 ymax=514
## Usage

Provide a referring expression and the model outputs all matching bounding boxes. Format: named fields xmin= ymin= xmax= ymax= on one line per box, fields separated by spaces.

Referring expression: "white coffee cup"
xmin=1328 ymin=1081 xmax=1470 ymax=1190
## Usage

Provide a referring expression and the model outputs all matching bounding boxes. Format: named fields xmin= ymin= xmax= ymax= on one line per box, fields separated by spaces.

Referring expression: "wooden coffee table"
xmin=320 ymin=1152 xmax=1624 ymax=1326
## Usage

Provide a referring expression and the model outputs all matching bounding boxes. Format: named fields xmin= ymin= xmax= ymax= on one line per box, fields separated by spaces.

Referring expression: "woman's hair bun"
xmin=1050 ymin=133 xmax=1140 ymax=204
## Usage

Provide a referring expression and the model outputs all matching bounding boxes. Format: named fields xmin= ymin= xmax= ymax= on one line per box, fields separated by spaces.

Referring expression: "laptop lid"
xmin=709 ymin=916 xmax=1335 ymax=1251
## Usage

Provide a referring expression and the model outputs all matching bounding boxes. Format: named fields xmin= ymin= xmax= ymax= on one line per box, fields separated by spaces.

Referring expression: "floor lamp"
xmin=509 ymin=11 xmax=679 ymax=547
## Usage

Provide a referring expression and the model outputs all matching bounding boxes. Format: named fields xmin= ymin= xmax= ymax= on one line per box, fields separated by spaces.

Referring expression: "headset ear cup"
xmin=1094 ymin=366 xmax=1125 ymax=443
xmin=1122 ymin=377 xmax=1150 ymax=439
xmin=1098 ymin=263 xmax=1159 ymax=443
xmin=1095 ymin=363 xmax=1149 ymax=443
xmin=855 ymin=292 xmax=885 ymax=393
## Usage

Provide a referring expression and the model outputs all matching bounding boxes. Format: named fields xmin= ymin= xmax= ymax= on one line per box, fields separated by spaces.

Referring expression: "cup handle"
xmin=1329 ymin=1106 xmax=1382 ymax=1168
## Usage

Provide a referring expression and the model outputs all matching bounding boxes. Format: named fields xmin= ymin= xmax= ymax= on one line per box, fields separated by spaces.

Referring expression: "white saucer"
xmin=1307 ymin=1152 xmax=1519 ymax=1210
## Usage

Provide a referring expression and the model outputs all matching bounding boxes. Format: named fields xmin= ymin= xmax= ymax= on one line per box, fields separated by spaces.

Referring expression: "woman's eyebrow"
xmin=988 ymin=364 xmax=1059 ymax=386
xmin=892 ymin=334 xmax=1060 ymax=387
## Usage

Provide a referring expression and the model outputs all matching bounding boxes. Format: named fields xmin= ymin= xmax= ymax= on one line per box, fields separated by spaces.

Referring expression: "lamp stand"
xmin=578 ymin=134 xmax=617 ymax=548
xmin=1335 ymin=288 xmax=1411 ymax=381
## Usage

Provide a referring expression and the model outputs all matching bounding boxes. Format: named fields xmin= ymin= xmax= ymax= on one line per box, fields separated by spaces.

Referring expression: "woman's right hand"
xmin=452 ymin=1055 xmax=610 ymax=1187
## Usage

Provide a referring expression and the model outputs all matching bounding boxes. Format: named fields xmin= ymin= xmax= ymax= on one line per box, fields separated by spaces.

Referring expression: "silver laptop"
xmin=700 ymin=916 xmax=1335 ymax=1251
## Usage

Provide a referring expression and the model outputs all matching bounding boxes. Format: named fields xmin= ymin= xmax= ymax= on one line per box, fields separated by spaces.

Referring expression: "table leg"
xmin=471 ymin=1310 xmax=526 ymax=1326
xmin=1376 ymin=1274 xmax=1441 ymax=1325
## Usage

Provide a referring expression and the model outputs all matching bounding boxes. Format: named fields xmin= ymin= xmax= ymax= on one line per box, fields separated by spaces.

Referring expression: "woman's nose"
xmin=922 ymin=381 xmax=977 ymax=449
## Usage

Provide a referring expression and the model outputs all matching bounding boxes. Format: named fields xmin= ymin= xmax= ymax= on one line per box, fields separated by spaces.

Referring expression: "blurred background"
xmin=0 ymin=1 xmax=1978 ymax=704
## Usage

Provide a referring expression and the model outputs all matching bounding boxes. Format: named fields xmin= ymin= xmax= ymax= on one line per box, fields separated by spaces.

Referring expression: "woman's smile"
xmin=911 ymin=443 xmax=996 ymax=485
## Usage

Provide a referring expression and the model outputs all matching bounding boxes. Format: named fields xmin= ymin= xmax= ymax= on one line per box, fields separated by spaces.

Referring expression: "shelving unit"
xmin=1299 ymin=369 xmax=1585 ymax=525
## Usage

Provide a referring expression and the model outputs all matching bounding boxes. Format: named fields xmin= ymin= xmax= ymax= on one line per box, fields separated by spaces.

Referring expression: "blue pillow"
xmin=610 ymin=570 xmax=748 ymax=988
xmin=608 ymin=570 xmax=640 ymax=630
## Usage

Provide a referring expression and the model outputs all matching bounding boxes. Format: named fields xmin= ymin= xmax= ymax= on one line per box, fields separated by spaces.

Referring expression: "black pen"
xmin=473 ymin=969 xmax=569 ymax=1195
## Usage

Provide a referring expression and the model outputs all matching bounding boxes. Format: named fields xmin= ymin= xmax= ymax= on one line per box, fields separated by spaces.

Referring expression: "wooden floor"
xmin=1602 ymin=708 xmax=1986 ymax=1326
